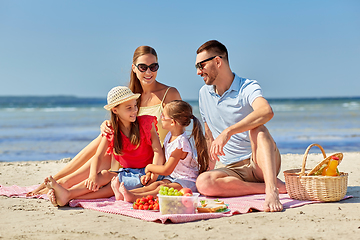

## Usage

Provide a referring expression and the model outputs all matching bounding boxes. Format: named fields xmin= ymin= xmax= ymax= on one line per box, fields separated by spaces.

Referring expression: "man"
xmin=195 ymin=40 xmax=286 ymax=212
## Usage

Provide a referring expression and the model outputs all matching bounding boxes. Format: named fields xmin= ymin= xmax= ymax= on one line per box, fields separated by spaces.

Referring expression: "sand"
xmin=1 ymin=152 xmax=359 ymax=240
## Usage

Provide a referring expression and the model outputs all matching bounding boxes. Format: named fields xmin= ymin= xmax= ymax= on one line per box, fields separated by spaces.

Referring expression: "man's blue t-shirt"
xmin=199 ymin=73 xmax=263 ymax=165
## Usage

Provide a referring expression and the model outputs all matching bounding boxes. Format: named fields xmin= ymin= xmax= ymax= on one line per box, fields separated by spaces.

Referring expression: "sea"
xmin=1 ymin=96 xmax=359 ymax=162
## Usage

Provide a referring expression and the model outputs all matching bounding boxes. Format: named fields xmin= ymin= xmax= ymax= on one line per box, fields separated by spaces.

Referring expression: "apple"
xmin=179 ymin=188 xmax=193 ymax=196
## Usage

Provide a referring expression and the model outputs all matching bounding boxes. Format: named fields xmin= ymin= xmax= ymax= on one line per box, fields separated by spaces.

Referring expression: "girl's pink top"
xmin=106 ymin=115 xmax=158 ymax=169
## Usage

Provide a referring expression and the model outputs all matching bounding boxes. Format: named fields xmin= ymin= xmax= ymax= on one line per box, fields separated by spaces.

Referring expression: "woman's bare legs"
xmin=73 ymin=170 xmax=117 ymax=200
xmin=57 ymin=153 xmax=112 ymax=189
xmin=45 ymin=169 xmax=115 ymax=206
xmin=27 ymin=135 xmax=102 ymax=196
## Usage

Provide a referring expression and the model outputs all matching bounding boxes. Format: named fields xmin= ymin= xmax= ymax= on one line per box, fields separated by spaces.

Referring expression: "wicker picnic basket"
xmin=283 ymin=143 xmax=348 ymax=202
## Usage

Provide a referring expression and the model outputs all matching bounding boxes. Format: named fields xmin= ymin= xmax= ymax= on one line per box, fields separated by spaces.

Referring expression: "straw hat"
xmin=104 ymin=86 xmax=141 ymax=110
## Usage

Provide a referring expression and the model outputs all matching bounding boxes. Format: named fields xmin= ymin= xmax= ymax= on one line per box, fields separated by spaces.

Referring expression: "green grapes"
xmin=159 ymin=186 xmax=183 ymax=196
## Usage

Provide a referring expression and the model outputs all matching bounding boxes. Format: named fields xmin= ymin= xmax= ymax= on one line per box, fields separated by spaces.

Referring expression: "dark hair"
xmin=129 ymin=46 xmax=158 ymax=107
xmin=166 ymin=100 xmax=209 ymax=174
xmin=196 ymin=40 xmax=229 ymax=63
xmin=110 ymin=110 xmax=140 ymax=155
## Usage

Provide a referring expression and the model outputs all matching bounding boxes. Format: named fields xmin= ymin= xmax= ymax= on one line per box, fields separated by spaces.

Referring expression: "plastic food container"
xmin=157 ymin=193 xmax=199 ymax=214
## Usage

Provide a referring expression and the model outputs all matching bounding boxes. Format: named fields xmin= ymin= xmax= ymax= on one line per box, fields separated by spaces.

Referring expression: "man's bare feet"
xmin=44 ymin=176 xmax=71 ymax=207
xmin=110 ymin=176 xmax=124 ymax=201
xmin=264 ymin=187 xmax=283 ymax=212
xmin=119 ymin=182 xmax=137 ymax=203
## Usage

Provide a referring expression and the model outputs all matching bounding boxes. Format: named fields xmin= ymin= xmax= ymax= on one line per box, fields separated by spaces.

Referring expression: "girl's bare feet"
xmin=110 ymin=176 xmax=124 ymax=201
xmin=44 ymin=176 xmax=71 ymax=207
xmin=119 ymin=182 xmax=137 ymax=203
xmin=47 ymin=189 xmax=58 ymax=206
xmin=26 ymin=183 xmax=48 ymax=197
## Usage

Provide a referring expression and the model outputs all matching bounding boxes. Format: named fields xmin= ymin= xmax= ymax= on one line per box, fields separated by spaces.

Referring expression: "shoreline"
xmin=1 ymin=152 xmax=359 ymax=239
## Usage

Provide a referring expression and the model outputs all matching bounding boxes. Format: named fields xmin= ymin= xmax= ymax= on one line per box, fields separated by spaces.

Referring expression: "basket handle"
xmin=300 ymin=143 xmax=327 ymax=176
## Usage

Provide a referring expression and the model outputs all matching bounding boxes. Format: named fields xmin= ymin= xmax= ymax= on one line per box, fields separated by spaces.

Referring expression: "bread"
xmin=197 ymin=199 xmax=228 ymax=213
xmin=199 ymin=199 xmax=224 ymax=206
xmin=197 ymin=203 xmax=228 ymax=213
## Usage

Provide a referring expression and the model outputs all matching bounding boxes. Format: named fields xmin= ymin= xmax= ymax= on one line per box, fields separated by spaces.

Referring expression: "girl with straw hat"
xmin=43 ymin=86 xmax=165 ymax=207
xmin=27 ymin=45 xmax=181 ymax=197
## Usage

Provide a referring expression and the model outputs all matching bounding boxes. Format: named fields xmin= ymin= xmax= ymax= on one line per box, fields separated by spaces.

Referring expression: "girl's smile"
xmin=112 ymin=98 xmax=138 ymax=124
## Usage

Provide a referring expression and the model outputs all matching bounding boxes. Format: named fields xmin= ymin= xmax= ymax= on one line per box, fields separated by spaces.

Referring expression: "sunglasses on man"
xmin=195 ymin=56 xmax=222 ymax=70
xmin=135 ymin=63 xmax=159 ymax=72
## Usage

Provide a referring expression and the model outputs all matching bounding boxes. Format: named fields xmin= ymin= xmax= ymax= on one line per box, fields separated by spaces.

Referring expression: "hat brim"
xmin=104 ymin=93 xmax=141 ymax=110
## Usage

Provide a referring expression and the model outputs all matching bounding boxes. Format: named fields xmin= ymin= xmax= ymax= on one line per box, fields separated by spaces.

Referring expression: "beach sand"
xmin=1 ymin=152 xmax=359 ymax=240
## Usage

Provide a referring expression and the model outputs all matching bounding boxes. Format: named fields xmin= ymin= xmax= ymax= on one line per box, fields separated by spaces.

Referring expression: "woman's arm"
xmin=100 ymin=120 xmax=113 ymax=136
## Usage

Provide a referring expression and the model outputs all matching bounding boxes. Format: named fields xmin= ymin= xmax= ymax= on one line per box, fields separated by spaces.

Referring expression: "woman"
xmin=27 ymin=46 xmax=181 ymax=197
xmin=45 ymin=86 xmax=164 ymax=206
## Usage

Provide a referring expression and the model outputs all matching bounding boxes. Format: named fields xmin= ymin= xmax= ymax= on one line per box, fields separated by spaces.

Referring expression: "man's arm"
xmin=210 ymin=97 xmax=274 ymax=161
xmin=204 ymin=122 xmax=217 ymax=170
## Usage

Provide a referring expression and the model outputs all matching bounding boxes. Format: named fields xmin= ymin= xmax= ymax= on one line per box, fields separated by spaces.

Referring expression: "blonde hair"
xmin=165 ymin=100 xmax=209 ymax=174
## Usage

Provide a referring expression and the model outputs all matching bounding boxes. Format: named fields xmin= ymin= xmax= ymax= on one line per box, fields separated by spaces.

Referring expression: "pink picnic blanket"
xmin=0 ymin=184 xmax=351 ymax=223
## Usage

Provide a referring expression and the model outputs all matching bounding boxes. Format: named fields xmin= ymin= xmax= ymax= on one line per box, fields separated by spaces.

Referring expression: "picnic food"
xmin=312 ymin=156 xmax=340 ymax=176
xmin=307 ymin=152 xmax=343 ymax=176
xmin=179 ymin=188 xmax=193 ymax=196
xmin=284 ymin=143 xmax=348 ymax=202
xmin=159 ymin=186 xmax=194 ymax=196
xmin=133 ymin=195 xmax=159 ymax=210
xmin=321 ymin=156 xmax=340 ymax=176
xmin=159 ymin=186 xmax=183 ymax=196
xmin=157 ymin=192 xmax=200 ymax=214
xmin=197 ymin=199 xmax=228 ymax=213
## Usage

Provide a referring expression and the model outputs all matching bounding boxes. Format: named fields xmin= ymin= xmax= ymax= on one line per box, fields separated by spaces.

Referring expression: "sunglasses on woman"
xmin=135 ymin=63 xmax=159 ymax=72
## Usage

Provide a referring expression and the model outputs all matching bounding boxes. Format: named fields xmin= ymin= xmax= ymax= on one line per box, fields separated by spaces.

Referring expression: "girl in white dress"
xmin=111 ymin=100 xmax=209 ymax=202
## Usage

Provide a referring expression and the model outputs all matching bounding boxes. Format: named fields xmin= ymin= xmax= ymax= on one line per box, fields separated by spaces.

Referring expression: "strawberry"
xmin=153 ymin=203 xmax=159 ymax=210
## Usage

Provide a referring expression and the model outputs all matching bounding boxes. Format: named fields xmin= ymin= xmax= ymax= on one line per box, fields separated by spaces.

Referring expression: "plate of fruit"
xmin=157 ymin=186 xmax=199 ymax=214
xmin=132 ymin=195 xmax=160 ymax=211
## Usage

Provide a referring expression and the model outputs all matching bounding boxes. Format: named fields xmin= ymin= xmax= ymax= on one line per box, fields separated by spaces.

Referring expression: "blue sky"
xmin=1 ymin=0 xmax=359 ymax=100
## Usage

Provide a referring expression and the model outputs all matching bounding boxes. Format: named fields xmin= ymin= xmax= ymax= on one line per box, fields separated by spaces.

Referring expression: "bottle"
xmin=322 ymin=156 xmax=339 ymax=176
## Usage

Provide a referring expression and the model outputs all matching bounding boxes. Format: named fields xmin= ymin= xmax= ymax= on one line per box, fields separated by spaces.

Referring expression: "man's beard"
xmin=203 ymin=67 xmax=218 ymax=85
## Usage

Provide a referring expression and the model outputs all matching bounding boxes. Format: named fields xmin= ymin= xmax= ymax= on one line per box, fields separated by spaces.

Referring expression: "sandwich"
xmin=197 ymin=199 xmax=228 ymax=213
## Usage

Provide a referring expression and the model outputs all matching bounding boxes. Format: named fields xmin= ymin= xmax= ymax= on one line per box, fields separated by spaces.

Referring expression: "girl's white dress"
xmin=163 ymin=131 xmax=198 ymax=182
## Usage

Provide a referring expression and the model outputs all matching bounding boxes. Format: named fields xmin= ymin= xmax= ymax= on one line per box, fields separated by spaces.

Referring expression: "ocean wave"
xmin=342 ymin=101 xmax=360 ymax=110
xmin=1 ymin=106 xmax=104 ymax=113
xmin=42 ymin=107 xmax=77 ymax=112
